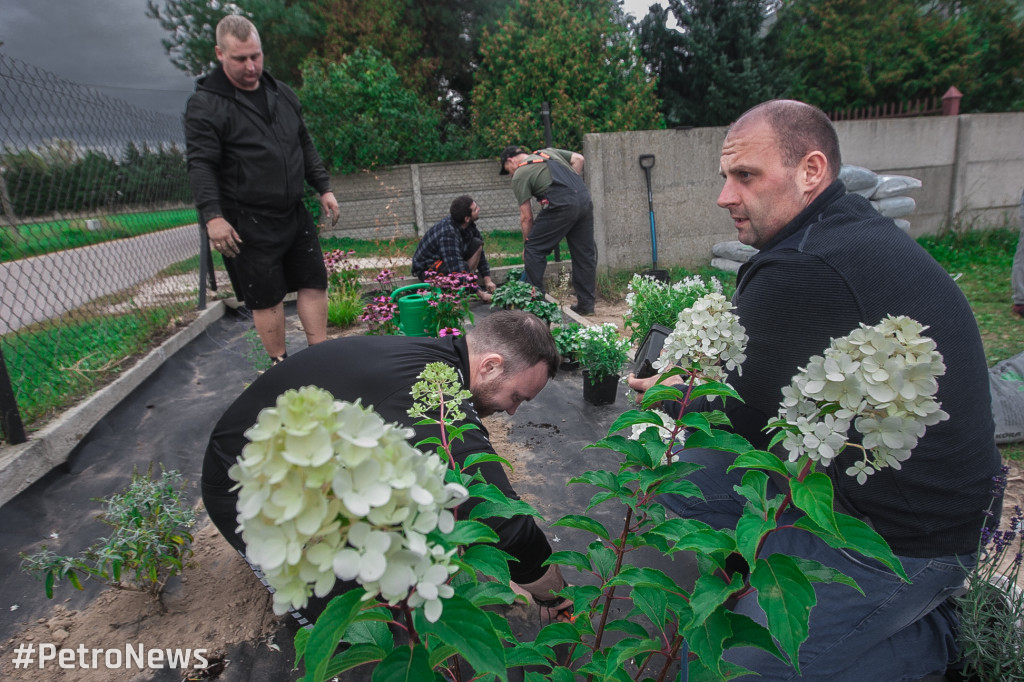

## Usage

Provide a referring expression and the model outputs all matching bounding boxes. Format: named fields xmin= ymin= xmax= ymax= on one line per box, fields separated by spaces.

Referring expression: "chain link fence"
xmin=0 ymin=53 xmax=206 ymax=444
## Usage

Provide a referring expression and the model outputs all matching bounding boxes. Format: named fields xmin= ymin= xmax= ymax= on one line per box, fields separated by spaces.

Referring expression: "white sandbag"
xmin=840 ymin=164 xmax=878 ymax=192
xmin=850 ymin=180 xmax=880 ymax=198
xmin=990 ymin=351 xmax=1024 ymax=444
xmin=871 ymin=174 xmax=923 ymax=199
xmin=712 ymin=241 xmax=759 ymax=263
xmin=871 ymin=196 xmax=917 ymax=219
xmin=711 ymin=257 xmax=743 ymax=273
xmin=893 ymin=218 xmax=911 ymax=232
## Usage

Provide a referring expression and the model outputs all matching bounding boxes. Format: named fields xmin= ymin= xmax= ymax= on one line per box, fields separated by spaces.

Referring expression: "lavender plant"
xmin=955 ymin=465 xmax=1023 ymax=681
xmin=20 ymin=468 xmax=195 ymax=601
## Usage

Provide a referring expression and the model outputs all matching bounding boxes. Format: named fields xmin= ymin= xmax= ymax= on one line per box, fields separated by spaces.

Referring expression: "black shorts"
xmin=222 ymin=204 xmax=328 ymax=310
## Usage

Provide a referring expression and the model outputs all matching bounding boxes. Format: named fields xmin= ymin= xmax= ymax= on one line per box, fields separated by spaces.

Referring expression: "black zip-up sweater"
xmin=691 ymin=180 xmax=1001 ymax=557
xmin=184 ymin=65 xmax=331 ymax=222
xmin=202 ymin=335 xmax=552 ymax=584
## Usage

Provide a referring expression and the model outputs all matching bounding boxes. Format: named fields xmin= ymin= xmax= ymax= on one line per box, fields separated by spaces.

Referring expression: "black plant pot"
xmin=582 ymin=370 xmax=619 ymax=406
xmin=560 ymin=355 xmax=581 ymax=372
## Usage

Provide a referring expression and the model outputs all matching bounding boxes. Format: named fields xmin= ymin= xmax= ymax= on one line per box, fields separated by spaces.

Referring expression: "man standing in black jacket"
xmin=185 ymin=15 xmax=339 ymax=365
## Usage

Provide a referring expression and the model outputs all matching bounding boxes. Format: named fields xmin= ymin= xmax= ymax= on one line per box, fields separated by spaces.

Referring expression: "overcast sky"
xmin=1 ymin=0 xmax=662 ymax=120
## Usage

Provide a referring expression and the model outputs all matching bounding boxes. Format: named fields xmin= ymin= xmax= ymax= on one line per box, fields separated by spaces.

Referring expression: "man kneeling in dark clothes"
xmin=412 ymin=195 xmax=497 ymax=302
xmin=202 ymin=310 xmax=569 ymax=625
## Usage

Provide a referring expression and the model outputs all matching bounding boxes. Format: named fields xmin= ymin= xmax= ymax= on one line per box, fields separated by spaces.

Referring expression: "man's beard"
xmin=471 ymin=378 xmax=500 ymax=418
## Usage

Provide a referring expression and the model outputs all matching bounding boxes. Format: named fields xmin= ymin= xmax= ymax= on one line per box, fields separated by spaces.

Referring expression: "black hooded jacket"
xmin=184 ymin=65 xmax=331 ymax=222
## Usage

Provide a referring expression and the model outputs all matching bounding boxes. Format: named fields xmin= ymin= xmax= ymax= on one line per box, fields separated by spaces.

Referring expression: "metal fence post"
xmin=541 ymin=101 xmax=562 ymax=262
xmin=0 ymin=347 xmax=27 ymax=445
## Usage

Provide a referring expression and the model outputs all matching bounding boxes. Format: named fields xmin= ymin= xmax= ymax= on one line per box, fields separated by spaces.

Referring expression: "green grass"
xmin=919 ymin=227 xmax=1024 ymax=462
xmin=919 ymin=228 xmax=1023 ymax=367
xmin=3 ymin=305 xmax=184 ymax=428
xmin=1 ymin=208 xmax=199 ymax=263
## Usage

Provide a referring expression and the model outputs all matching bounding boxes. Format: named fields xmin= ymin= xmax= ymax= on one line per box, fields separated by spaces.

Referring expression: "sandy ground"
xmin=0 ymin=523 xmax=280 ymax=682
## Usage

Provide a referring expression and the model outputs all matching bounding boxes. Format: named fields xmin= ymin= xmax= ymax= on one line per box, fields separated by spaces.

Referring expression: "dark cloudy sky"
xmin=1 ymin=0 xmax=661 ymax=121
xmin=1 ymin=0 xmax=198 ymax=119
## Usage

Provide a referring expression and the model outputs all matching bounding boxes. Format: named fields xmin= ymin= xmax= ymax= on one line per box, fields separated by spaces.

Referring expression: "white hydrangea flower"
xmin=776 ymin=315 xmax=949 ymax=483
xmin=230 ymin=386 xmax=468 ymax=617
xmin=653 ymin=293 xmax=748 ymax=387
xmin=628 ymin=409 xmax=677 ymax=442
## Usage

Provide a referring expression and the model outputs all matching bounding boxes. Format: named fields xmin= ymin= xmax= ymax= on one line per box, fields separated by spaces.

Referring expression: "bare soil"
xmin=0 ymin=523 xmax=281 ymax=682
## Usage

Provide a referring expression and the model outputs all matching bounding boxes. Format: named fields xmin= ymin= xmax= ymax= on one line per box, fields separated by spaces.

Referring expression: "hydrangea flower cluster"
xmin=776 ymin=315 xmax=949 ymax=483
xmin=653 ymin=292 xmax=748 ymax=385
xmin=229 ymin=386 xmax=467 ymax=620
xmin=628 ymin=409 xmax=683 ymax=465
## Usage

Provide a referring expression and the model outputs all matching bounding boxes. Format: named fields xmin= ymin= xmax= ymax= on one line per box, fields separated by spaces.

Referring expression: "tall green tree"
xmin=636 ymin=0 xmax=780 ymax=127
xmin=297 ymin=49 xmax=465 ymax=174
xmin=471 ymin=0 xmax=663 ymax=152
xmin=943 ymin=0 xmax=1024 ymax=112
xmin=146 ymin=0 xmax=324 ymax=84
xmin=767 ymin=0 xmax=1024 ymax=114
xmin=315 ymin=0 xmax=514 ymax=126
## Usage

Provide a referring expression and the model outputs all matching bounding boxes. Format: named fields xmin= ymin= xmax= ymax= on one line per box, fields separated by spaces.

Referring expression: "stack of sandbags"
xmin=710 ymin=165 xmax=922 ymax=272
xmin=840 ymin=164 xmax=921 ymax=232
xmin=710 ymin=241 xmax=758 ymax=273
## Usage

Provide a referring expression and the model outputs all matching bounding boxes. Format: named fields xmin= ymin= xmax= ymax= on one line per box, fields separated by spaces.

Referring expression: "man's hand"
xmin=320 ymin=191 xmax=340 ymax=228
xmin=569 ymin=152 xmax=585 ymax=176
xmin=519 ymin=202 xmax=533 ymax=241
xmin=483 ymin=276 xmax=497 ymax=294
xmin=514 ymin=565 xmax=573 ymax=623
xmin=207 ymin=216 xmax=242 ymax=257
xmin=627 ymin=371 xmax=683 ymax=404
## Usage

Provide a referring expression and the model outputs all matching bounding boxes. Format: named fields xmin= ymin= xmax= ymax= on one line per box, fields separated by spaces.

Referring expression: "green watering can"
xmin=390 ymin=284 xmax=437 ymax=337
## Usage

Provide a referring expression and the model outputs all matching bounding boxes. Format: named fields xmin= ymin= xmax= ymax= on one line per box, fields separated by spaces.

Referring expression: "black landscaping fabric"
xmin=0 ymin=302 xmax=690 ymax=681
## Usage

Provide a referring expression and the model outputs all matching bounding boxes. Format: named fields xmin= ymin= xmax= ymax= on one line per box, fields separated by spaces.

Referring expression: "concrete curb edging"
xmin=0 ymin=301 xmax=228 ymax=508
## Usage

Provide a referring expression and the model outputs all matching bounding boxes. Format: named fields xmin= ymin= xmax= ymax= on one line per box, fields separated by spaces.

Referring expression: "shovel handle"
xmin=639 ymin=154 xmax=655 ymax=169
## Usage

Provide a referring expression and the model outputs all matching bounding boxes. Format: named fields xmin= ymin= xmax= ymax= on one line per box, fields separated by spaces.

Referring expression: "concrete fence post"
xmin=410 ymin=164 xmax=425 ymax=236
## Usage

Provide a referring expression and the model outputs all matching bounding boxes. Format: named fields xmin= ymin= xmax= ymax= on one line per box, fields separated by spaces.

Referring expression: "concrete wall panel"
xmin=323 ymin=112 xmax=1024 ymax=271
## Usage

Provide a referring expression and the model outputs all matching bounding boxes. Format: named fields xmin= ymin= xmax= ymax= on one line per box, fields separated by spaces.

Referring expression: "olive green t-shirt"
xmin=510 ymin=148 xmax=575 ymax=205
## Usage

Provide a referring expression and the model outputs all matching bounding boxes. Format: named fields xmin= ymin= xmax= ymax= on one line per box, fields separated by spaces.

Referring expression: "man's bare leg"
xmin=252 ymin=302 xmax=287 ymax=359
xmin=296 ymin=287 xmax=328 ymax=346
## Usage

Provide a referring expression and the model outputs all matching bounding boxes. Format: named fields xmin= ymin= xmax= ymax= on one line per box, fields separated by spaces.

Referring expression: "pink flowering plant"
xmin=322 ymin=249 xmax=360 ymax=292
xmin=423 ymin=270 xmax=477 ymax=335
xmin=360 ymin=295 xmax=400 ymax=335
xmin=360 ymin=269 xmax=400 ymax=335
xmin=374 ymin=268 xmax=396 ymax=296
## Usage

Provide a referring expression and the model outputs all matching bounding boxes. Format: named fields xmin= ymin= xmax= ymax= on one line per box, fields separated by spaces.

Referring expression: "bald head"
xmin=732 ymin=100 xmax=841 ymax=184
